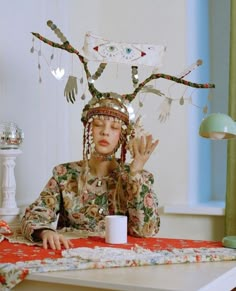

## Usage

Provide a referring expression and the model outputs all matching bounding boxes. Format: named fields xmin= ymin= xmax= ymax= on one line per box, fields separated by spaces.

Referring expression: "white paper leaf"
xmin=51 ymin=67 xmax=65 ymax=80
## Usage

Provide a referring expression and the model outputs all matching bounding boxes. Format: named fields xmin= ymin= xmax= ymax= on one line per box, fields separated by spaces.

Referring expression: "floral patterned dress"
xmin=21 ymin=161 xmax=160 ymax=242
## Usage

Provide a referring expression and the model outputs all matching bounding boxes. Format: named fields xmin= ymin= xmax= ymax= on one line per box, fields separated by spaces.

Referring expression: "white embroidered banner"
xmin=81 ymin=32 xmax=166 ymax=67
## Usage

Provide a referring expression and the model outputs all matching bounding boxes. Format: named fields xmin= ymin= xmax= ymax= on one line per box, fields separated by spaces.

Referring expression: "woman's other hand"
xmin=40 ymin=229 xmax=73 ymax=250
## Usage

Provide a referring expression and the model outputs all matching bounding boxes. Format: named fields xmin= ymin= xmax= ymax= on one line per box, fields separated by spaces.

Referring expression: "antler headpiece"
xmin=31 ymin=20 xmax=215 ymax=161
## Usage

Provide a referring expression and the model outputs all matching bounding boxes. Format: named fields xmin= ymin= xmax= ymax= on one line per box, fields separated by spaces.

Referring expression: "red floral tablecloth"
xmin=1 ymin=231 xmax=236 ymax=290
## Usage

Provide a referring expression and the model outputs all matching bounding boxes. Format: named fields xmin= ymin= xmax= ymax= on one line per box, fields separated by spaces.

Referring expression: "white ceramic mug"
xmin=105 ymin=215 xmax=127 ymax=244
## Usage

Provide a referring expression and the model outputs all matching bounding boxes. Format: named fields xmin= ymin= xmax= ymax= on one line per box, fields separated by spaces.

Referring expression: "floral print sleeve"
xmin=20 ymin=165 xmax=67 ymax=241
xmin=123 ymin=167 xmax=160 ymax=237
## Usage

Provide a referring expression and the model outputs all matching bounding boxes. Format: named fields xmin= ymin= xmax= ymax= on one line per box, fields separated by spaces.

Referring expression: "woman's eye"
xmin=93 ymin=121 xmax=103 ymax=127
xmin=111 ymin=124 xmax=121 ymax=130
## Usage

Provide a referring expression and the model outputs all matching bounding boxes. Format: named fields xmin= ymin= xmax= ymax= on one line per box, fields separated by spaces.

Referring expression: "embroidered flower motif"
xmin=54 ymin=165 xmax=67 ymax=176
xmin=65 ymin=180 xmax=78 ymax=193
xmin=144 ymin=193 xmax=154 ymax=208
xmin=40 ymin=192 xmax=57 ymax=208
xmin=46 ymin=179 xmax=58 ymax=189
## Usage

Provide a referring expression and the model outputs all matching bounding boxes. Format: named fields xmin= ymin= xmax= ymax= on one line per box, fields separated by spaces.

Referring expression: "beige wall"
xmin=0 ymin=0 xmax=225 ymax=241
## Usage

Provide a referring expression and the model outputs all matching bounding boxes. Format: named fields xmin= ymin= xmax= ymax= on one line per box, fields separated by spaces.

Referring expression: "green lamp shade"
xmin=199 ymin=113 xmax=236 ymax=140
xmin=222 ymin=236 xmax=236 ymax=249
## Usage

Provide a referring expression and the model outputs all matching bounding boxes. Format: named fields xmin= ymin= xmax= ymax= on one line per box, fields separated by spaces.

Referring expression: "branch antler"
xmin=32 ymin=20 xmax=215 ymax=104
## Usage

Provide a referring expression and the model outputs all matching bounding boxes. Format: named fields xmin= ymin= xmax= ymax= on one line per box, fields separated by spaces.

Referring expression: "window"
xmin=188 ymin=0 xmax=230 ymax=206
xmin=164 ymin=0 xmax=230 ymax=215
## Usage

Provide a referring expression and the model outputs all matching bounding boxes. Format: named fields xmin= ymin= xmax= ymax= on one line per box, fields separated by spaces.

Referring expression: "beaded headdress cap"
xmin=81 ymin=95 xmax=129 ymax=126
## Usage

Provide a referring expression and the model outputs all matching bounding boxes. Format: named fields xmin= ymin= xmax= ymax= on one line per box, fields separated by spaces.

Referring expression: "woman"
xmin=21 ymin=96 xmax=160 ymax=250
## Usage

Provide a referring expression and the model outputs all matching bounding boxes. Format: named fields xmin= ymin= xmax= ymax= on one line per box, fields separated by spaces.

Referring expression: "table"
xmin=1 ymin=233 xmax=235 ymax=291
xmin=12 ymin=261 xmax=236 ymax=291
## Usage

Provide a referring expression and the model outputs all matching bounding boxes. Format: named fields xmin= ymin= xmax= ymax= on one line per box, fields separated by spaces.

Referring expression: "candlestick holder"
xmin=0 ymin=149 xmax=22 ymax=226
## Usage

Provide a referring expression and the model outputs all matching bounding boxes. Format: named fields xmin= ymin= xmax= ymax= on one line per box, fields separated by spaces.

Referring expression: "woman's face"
xmin=92 ymin=117 xmax=122 ymax=155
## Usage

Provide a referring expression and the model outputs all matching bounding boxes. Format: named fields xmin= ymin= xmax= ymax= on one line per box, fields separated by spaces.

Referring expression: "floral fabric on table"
xmin=0 ymin=220 xmax=12 ymax=235
xmin=1 ymin=232 xmax=236 ymax=290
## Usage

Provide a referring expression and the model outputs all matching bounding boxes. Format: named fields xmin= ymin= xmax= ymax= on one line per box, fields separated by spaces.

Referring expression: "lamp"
xmin=199 ymin=113 xmax=236 ymax=140
xmin=199 ymin=113 xmax=236 ymax=248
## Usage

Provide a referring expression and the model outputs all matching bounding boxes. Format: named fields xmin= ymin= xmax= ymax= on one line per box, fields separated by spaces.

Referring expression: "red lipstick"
xmin=99 ymin=139 xmax=109 ymax=146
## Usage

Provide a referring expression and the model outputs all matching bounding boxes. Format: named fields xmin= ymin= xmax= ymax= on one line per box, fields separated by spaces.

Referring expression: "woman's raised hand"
xmin=129 ymin=134 xmax=159 ymax=174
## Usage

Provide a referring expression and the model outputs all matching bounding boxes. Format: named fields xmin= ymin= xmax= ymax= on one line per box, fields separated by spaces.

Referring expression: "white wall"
xmin=0 ymin=0 xmax=224 ymax=240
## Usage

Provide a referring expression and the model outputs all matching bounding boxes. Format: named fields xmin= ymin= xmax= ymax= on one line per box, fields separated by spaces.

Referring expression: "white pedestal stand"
xmin=0 ymin=149 xmax=22 ymax=228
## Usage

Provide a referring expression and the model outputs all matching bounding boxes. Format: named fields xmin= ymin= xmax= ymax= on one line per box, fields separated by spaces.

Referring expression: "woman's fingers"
xmin=53 ymin=236 xmax=62 ymax=250
xmin=42 ymin=237 xmax=49 ymax=249
xmin=145 ymin=135 xmax=152 ymax=148
xmin=150 ymin=139 xmax=159 ymax=154
xmin=132 ymin=138 xmax=139 ymax=156
xmin=139 ymin=136 xmax=146 ymax=154
xmin=41 ymin=230 xmax=72 ymax=250
xmin=43 ymin=233 xmax=57 ymax=250
xmin=132 ymin=135 xmax=159 ymax=157
xmin=61 ymin=236 xmax=74 ymax=249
